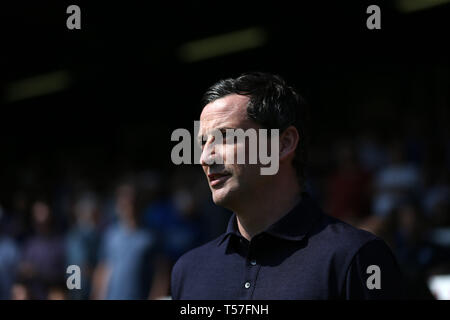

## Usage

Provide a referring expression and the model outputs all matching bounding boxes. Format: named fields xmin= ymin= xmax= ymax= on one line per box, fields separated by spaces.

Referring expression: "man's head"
xmin=198 ymin=72 xmax=308 ymax=210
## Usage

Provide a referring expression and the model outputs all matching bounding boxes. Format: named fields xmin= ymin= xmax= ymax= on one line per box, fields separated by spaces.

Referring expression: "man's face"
xmin=198 ymin=94 xmax=268 ymax=208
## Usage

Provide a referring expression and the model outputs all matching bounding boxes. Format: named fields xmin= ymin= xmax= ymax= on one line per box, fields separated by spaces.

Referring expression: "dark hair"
xmin=201 ymin=72 xmax=309 ymax=186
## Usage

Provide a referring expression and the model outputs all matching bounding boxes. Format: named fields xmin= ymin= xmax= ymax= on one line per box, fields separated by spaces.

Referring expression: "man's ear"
xmin=279 ymin=126 xmax=299 ymax=161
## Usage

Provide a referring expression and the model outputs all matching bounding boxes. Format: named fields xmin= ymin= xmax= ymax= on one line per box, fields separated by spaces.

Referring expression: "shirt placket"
xmin=241 ymin=236 xmax=262 ymax=299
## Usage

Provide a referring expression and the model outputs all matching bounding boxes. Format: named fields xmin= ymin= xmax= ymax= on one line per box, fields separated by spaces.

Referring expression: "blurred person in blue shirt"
xmin=90 ymin=180 xmax=157 ymax=300
xmin=142 ymin=168 xmax=215 ymax=298
xmin=65 ymin=191 xmax=100 ymax=299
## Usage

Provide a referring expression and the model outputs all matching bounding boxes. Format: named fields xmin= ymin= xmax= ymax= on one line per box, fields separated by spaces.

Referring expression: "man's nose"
xmin=200 ymin=137 xmax=217 ymax=166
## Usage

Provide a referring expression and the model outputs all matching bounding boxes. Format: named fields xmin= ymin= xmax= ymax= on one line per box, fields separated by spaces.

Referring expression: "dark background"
xmin=1 ymin=1 xmax=449 ymax=199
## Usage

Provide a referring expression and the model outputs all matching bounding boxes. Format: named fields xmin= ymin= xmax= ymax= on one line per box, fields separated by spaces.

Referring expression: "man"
xmin=171 ymin=72 xmax=403 ymax=299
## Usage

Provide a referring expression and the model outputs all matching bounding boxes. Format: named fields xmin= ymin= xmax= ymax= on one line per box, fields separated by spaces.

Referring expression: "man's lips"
xmin=208 ymin=172 xmax=231 ymax=187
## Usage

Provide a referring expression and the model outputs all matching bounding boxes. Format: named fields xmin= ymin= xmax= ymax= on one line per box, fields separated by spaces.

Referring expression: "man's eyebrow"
xmin=217 ymin=126 xmax=236 ymax=133
xmin=197 ymin=127 xmax=236 ymax=140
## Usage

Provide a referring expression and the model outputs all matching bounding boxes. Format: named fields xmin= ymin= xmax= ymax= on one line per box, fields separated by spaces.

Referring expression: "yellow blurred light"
xmin=178 ymin=27 xmax=267 ymax=63
xmin=396 ymin=0 xmax=450 ymax=13
xmin=5 ymin=70 xmax=71 ymax=102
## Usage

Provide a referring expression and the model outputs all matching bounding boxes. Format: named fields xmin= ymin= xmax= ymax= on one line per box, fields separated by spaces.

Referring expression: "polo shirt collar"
xmin=217 ymin=192 xmax=321 ymax=246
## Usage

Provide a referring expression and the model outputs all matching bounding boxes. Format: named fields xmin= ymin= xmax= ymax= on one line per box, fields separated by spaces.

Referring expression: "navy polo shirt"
xmin=171 ymin=193 xmax=403 ymax=299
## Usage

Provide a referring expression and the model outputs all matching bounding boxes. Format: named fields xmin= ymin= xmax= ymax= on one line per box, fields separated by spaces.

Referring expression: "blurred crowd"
xmin=1 ymin=128 xmax=450 ymax=300
xmin=0 ymin=166 xmax=230 ymax=300
xmin=307 ymin=129 xmax=450 ymax=298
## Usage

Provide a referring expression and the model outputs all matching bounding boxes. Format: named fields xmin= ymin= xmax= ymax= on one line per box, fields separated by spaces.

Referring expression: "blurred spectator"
xmin=10 ymin=279 xmax=32 ymax=300
xmin=65 ymin=191 xmax=100 ymax=299
xmin=18 ymin=200 xmax=65 ymax=299
xmin=0 ymin=205 xmax=20 ymax=299
xmin=143 ymin=168 xmax=212 ymax=298
xmin=423 ymin=168 xmax=450 ymax=227
xmin=379 ymin=199 xmax=449 ymax=299
xmin=90 ymin=180 xmax=157 ymax=300
xmin=2 ymin=190 xmax=30 ymax=243
xmin=47 ymin=283 xmax=67 ymax=300
xmin=357 ymin=131 xmax=388 ymax=172
xmin=144 ymin=169 xmax=212 ymax=262
xmin=325 ymin=140 xmax=372 ymax=224
xmin=383 ymin=200 xmax=432 ymax=273
xmin=372 ymin=140 xmax=422 ymax=217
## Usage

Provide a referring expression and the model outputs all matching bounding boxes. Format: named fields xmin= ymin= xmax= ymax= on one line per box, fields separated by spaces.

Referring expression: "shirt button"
xmin=244 ymin=282 xmax=251 ymax=289
xmin=250 ymin=260 xmax=257 ymax=266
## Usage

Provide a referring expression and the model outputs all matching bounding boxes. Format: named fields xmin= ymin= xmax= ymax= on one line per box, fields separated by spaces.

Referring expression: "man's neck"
xmin=235 ymin=179 xmax=302 ymax=241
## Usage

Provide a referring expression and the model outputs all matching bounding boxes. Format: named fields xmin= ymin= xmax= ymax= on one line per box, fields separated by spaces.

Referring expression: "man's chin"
xmin=212 ymin=191 xmax=227 ymax=206
xmin=211 ymin=187 xmax=234 ymax=207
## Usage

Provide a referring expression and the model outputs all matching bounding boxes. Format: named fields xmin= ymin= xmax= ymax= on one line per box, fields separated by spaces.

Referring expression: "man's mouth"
xmin=208 ymin=172 xmax=231 ymax=187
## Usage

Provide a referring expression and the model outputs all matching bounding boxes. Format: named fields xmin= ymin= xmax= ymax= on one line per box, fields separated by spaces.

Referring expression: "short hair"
xmin=201 ymin=72 xmax=309 ymax=186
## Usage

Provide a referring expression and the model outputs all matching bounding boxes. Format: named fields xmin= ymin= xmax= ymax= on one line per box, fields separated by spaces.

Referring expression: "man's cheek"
xmin=233 ymin=142 xmax=247 ymax=165
xmin=217 ymin=144 xmax=227 ymax=164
